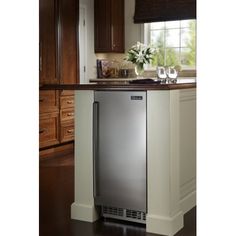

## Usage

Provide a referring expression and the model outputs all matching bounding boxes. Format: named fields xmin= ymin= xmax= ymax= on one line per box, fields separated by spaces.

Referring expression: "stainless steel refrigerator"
xmin=93 ymin=91 xmax=147 ymax=223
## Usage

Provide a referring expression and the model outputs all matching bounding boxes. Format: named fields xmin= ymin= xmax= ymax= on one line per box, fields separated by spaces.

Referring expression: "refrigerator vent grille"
xmin=126 ymin=209 xmax=145 ymax=220
xmin=103 ymin=206 xmax=123 ymax=217
xmin=102 ymin=206 xmax=146 ymax=224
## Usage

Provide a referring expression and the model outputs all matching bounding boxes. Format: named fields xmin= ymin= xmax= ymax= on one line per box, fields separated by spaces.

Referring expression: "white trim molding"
xmin=146 ymin=89 xmax=196 ymax=235
xmin=179 ymin=88 xmax=196 ymax=214
xmin=180 ymin=190 xmax=196 ymax=215
xmin=71 ymin=91 xmax=97 ymax=222
xmin=147 ymin=212 xmax=183 ymax=236
xmin=147 ymin=90 xmax=183 ymax=236
xmin=71 ymin=203 xmax=99 ymax=222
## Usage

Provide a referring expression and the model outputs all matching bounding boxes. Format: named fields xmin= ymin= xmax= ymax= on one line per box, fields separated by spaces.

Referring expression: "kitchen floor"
xmin=39 ymin=151 xmax=196 ymax=236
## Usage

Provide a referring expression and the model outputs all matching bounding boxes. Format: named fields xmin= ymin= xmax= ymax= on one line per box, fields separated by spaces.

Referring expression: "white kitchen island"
xmin=69 ymin=82 xmax=196 ymax=236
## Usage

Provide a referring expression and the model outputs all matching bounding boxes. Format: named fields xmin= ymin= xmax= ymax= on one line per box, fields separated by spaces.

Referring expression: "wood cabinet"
xmin=39 ymin=0 xmax=79 ymax=85
xmin=60 ymin=95 xmax=74 ymax=108
xmin=59 ymin=0 xmax=79 ymax=84
xmin=60 ymin=90 xmax=74 ymax=143
xmin=39 ymin=0 xmax=57 ymax=84
xmin=60 ymin=123 xmax=74 ymax=143
xmin=39 ymin=112 xmax=60 ymax=148
xmin=39 ymin=90 xmax=74 ymax=149
xmin=94 ymin=0 xmax=124 ymax=53
xmin=39 ymin=90 xmax=60 ymax=148
xmin=39 ymin=90 xmax=59 ymax=113
xmin=60 ymin=108 xmax=74 ymax=122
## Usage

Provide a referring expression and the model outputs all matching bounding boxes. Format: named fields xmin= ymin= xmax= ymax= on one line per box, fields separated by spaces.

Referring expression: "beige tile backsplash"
xmin=95 ymin=53 xmax=196 ymax=78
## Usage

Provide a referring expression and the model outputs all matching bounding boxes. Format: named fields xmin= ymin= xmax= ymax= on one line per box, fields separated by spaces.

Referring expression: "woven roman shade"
xmin=134 ymin=0 xmax=196 ymax=23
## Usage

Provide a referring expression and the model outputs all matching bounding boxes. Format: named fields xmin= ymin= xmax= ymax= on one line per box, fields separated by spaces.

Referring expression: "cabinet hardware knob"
xmin=67 ymin=101 xmax=73 ymax=104
xmin=67 ymin=113 xmax=74 ymax=116
xmin=67 ymin=129 xmax=74 ymax=134
xmin=39 ymin=128 xmax=45 ymax=134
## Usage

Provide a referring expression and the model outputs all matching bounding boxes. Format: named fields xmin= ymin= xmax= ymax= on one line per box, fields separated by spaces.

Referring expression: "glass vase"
xmin=134 ymin=63 xmax=144 ymax=78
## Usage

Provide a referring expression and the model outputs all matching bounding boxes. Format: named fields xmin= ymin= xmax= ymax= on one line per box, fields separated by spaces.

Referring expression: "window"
xmin=144 ymin=20 xmax=196 ymax=70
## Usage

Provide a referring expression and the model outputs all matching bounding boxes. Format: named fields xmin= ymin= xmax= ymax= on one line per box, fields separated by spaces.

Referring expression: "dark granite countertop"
xmin=40 ymin=78 xmax=196 ymax=91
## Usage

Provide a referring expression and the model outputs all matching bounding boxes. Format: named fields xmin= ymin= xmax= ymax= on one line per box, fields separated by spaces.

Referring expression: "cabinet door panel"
xmin=59 ymin=0 xmax=79 ymax=84
xmin=39 ymin=90 xmax=59 ymax=113
xmin=94 ymin=0 xmax=112 ymax=52
xmin=39 ymin=0 xmax=58 ymax=84
xmin=39 ymin=112 xmax=60 ymax=148
xmin=111 ymin=0 xmax=124 ymax=52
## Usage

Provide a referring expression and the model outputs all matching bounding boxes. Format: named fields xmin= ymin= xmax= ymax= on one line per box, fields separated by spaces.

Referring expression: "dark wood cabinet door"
xmin=94 ymin=0 xmax=124 ymax=53
xmin=59 ymin=0 xmax=79 ymax=84
xmin=39 ymin=0 xmax=79 ymax=85
xmin=111 ymin=0 xmax=124 ymax=52
xmin=39 ymin=0 xmax=58 ymax=84
xmin=94 ymin=0 xmax=112 ymax=52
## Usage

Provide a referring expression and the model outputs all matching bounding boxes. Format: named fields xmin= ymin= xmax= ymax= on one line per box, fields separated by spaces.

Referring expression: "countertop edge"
xmin=40 ymin=83 xmax=196 ymax=91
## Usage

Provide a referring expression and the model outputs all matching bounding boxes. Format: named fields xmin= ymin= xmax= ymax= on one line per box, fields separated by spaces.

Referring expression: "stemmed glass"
xmin=157 ymin=66 xmax=178 ymax=83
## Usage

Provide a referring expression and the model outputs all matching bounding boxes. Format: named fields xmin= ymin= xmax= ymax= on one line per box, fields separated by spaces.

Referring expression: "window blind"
xmin=133 ymin=0 xmax=196 ymax=23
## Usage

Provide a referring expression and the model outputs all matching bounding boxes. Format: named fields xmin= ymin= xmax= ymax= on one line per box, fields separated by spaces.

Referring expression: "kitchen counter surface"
xmin=89 ymin=77 xmax=196 ymax=83
xmin=40 ymin=77 xmax=196 ymax=91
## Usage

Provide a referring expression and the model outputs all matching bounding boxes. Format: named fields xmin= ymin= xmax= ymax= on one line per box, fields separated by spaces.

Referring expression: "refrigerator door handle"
xmin=93 ymin=101 xmax=99 ymax=198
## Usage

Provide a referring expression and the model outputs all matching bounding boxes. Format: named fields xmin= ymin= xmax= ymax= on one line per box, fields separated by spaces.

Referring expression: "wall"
xmin=80 ymin=0 xmax=142 ymax=82
xmin=80 ymin=0 xmax=97 ymax=81
xmin=125 ymin=0 xmax=143 ymax=50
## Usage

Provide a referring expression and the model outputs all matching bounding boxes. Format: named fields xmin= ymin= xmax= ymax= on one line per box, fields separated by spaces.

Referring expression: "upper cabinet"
xmin=94 ymin=0 xmax=124 ymax=53
xmin=39 ymin=0 xmax=79 ymax=85
xmin=39 ymin=0 xmax=57 ymax=84
xmin=59 ymin=0 xmax=79 ymax=84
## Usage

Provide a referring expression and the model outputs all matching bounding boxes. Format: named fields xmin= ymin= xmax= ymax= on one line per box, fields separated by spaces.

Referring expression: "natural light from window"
xmin=145 ymin=20 xmax=196 ymax=70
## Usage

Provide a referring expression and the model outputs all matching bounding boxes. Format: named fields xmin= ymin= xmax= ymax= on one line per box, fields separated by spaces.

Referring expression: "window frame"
xmin=143 ymin=20 xmax=196 ymax=74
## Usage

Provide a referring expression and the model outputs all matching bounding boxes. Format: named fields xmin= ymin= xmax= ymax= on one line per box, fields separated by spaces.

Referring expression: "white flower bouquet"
xmin=125 ymin=42 xmax=156 ymax=77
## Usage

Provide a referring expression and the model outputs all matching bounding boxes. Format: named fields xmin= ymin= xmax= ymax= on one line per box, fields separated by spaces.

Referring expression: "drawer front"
xmin=61 ymin=90 xmax=74 ymax=96
xmin=60 ymin=95 xmax=74 ymax=109
xmin=60 ymin=108 xmax=74 ymax=122
xmin=39 ymin=90 xmax=59 ymax=113
xmin=60 ymin=122 xmax=74 ymax=143
xmin=39 ymin=112 xmax=59 ymax=148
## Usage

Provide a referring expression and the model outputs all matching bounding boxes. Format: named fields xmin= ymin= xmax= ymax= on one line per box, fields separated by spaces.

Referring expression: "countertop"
xmin=40 ymin=77 xmax=196 ymax=91
xmin=89 ymin=77 xmax=196 ymax=83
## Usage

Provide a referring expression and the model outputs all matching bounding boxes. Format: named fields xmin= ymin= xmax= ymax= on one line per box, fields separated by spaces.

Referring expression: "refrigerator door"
xmin=93 ymin=91 xmax=146 ymax=212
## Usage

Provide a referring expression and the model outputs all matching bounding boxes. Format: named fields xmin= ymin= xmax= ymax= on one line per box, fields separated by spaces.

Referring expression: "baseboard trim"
xmin=71 ymin=202 xmax=99 ymax=222
xmin=180 ymin=190 xmax=196 ymax=214
xmin=146 ymin=211 xmax=183 ymax=236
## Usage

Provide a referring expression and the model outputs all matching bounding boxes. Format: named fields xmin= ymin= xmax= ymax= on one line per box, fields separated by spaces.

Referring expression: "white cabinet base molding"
xmin=147 ymin=212 xmax=183 ymax=236
xmin=71 ymin=203 xmax=99 ymax=222
xmin=180 ymin=191 xmax=196 ymax=215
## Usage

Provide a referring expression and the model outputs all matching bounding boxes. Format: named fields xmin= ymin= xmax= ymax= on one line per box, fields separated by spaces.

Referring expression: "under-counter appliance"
xmin=93 ymin=91 xmax=147 ymax=223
